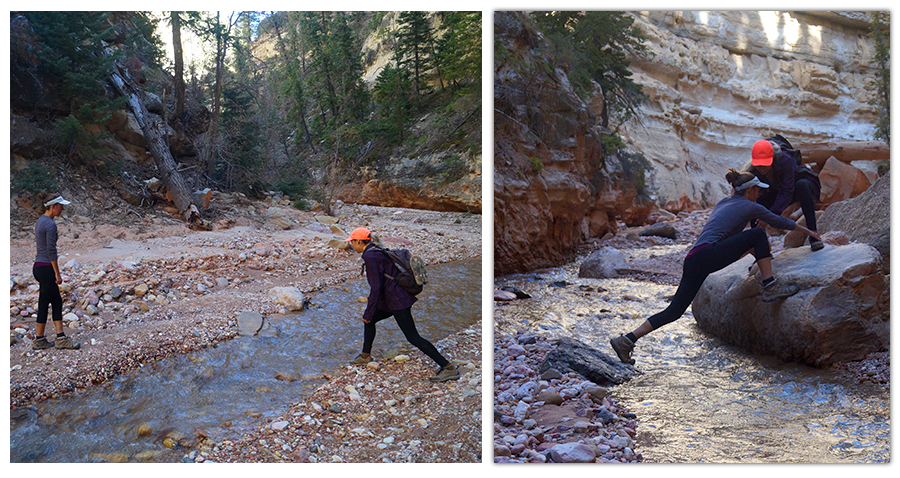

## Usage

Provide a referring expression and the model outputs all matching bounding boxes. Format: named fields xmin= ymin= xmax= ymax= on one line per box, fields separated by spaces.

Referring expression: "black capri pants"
xmin=647 ymin=227 xmax=771 ymax=330
xmin=33 ymin=265 xmax=63 ymax=324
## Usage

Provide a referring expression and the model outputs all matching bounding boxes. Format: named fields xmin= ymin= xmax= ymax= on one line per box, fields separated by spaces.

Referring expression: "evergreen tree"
xmin=23 ymin=12 xmax=129 ymax=161
xmin=436 ymin=12 xmax=481 ymax=88
xmin=395 ymin=11 xmax=437 ymax=95
xmin=531 ymin=11 xmax=649 ymax=130
xmin=372 ymin=62 xmax=414 ymax=145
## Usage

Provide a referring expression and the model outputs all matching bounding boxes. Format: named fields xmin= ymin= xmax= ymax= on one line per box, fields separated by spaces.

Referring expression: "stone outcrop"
xmin=817 ymin=156 xmax=873 ymax=205
xmin=819 ymin=170 xmax=890 ymax=273
xmin=692 ymin=243 xmax=889 ymax=367
xmin=493 ymin=12 xmax=639 ymax=274
xmin=621 ymin=11 xmax=886 ymax=212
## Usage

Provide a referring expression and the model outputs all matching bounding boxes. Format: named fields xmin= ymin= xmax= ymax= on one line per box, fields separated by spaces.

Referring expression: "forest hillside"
xmin=9 ymin=11 xmax=482 ymax=230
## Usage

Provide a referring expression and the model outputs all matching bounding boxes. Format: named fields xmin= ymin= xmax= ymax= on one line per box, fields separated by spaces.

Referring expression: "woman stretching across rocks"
xmin=610 ymin=169 xmax=821 ymax=365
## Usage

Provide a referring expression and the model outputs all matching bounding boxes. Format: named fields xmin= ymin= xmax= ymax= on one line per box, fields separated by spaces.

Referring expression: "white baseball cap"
xmin=44 ymin=196 xmax=72 ymax=207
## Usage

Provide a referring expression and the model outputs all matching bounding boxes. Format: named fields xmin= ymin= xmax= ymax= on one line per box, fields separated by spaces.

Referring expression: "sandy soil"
xmin=8 ymin=191 xmax=483 ymax=462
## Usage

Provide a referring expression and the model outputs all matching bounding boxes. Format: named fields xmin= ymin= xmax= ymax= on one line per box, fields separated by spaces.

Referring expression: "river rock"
xmin=268 ymin=286 xmax=305 ymax=311
xmin=693 ymin=243 xmax=889 ymax=367
xmin=266 ymin=207 xmax=292 ymax=230
xmin=639 ymin=222 xmax=678 ymax=240
xmin=549 ymin=442 xmax=596 ymax=463
xmin=494 ymin=289 xmax=517 ymax=301
xmin=539 ymin=336 xmax=639 ymax=385
xmin=237 ymin=311 xmax=264 ymax=336
xmin=577 ymin=247 xmax=627 ymax=279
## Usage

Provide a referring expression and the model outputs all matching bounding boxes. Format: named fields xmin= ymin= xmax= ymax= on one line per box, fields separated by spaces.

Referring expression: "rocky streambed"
xmin=493 ymin=209 xmax=889 ymax=463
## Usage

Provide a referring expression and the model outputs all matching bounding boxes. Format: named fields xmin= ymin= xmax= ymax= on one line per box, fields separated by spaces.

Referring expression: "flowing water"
xmin=494 ymin=248 xmax=889 ymax=463
xmin=10 ymin=259 xmax=481 ymax=463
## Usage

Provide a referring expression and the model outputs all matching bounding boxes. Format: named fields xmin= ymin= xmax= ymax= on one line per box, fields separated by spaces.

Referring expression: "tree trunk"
xmin=110 ymin=66 xmax=209 ymax=230
xmin=798 ymin=141 xmax=890 ymax=168
xmin=171 ymin=12 xmax=185 ymax=120
xmin=208 ymin=11 xmax=224 ymax=177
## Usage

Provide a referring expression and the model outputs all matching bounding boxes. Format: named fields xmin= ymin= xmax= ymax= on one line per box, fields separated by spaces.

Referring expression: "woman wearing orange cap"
xmin=345 ymin=227 xmax=459 ymax=382
xmin=748 ymin=137 xmax=823 ymax=251
xmin=32 ymin=195 xmax=80 ymax=350
xmin=610 ymin=169 xmax=821 ymax=365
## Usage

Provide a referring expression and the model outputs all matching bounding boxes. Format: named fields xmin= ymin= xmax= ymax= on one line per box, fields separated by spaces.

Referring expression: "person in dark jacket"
xmin=748 ymin=138 xmax=824 ymax=251
xmin=610 ymin=169 xmax=821 ymax=365
xmin=345 ymin=227 xmax=459 ymax=382
xmin=32 ymin=196 xmax=80 ymax=350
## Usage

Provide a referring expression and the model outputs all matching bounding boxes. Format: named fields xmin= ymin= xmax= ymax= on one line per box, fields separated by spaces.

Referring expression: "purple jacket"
xmin=750 ymin=150 xmax=821 ymax=216
xmin=361 ymin=244 xmax=416 ymax=321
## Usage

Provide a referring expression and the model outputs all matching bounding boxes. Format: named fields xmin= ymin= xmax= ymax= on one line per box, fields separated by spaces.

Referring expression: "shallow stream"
xmin=494 ymin=249 xmax=889 ymax=463
xmin=10 ymin=259 xmax=481 ymax=463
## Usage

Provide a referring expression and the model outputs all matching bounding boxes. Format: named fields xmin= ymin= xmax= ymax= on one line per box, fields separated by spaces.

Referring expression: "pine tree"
xmin=531 ymin=11 xmax=648 ymax=130
xmin=23 ymin=12 xmax=129 ymax=161
xmin=372 ymin=62 xmax=414 ymax=145
xmin=436 ymin=11 xmax=481 ymax=88
xmin=395 ymin=11 xmax=437 ymax=95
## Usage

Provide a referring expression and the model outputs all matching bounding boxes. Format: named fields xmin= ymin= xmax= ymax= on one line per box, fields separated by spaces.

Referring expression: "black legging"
xmin=647 ymin=227 xmax=771 ymax=330
xmin=759 ymin=178 xmax=818 ymax=232
xmin=363 ymin=307 xmax=449 ymax=367
xmin=793 ymin=178 xmax=818 ymax=232
xmin=33 ymin=265 xmax=63 ymax=325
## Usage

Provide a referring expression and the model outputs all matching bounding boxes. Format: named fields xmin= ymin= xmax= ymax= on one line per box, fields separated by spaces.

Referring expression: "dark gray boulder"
xmin=539 ymin=336 xmax=639 ymax=386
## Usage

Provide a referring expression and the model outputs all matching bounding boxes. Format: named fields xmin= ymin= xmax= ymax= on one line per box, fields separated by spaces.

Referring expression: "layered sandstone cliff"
xmin=493 ymin=10 xmax=886 ymax=275
xmin=623 ymin=11 xmax=884 ymax=210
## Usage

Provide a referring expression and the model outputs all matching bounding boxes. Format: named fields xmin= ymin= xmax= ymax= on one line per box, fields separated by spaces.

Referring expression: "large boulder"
xmin=539 ymin=336 xmax=639 ymax=385
xmin=817 ymin=156 xmax=872 ymax=205
xmin=693 ymin=243 xmax=889 ymax=367
xmin=578 ymin=247 xmax=626 ymax=279
xmin=819 ymin=170 xmax=889 ymax=273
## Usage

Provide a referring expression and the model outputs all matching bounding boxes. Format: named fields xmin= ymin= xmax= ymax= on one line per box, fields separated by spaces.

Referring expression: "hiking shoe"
xmin=610 ymin=335 xmax=636 ymax=365
xmin=810 ymin=238 xmax=824 ymax=251
xmin=429 ymin=366 xmax=460 ymax=382
xmin=32 ymin=337 xmax=54 ymax=350
xmin=348 ymin=354 xmax=371 ymax=365
xmin=54 ymin=335 xmax=81 ymax=350
xmin=761 ymin=279 xmax=800 ymax=303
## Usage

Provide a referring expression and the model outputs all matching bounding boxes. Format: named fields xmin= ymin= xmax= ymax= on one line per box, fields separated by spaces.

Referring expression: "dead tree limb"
xmin=110 ymin=65 xmax=210 ymax=230
xmin=798 ymin=140 xmax=890 ymax=169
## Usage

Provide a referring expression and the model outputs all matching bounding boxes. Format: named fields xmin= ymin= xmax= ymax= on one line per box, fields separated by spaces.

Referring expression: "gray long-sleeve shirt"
xmin=693 ymin=194 xmax=796 ymax=249
xmin=35 ymin=215 xmax=60 ymax=263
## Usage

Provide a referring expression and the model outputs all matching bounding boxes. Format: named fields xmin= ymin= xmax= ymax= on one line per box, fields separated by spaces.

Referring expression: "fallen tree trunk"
xmin=798 ymin=140 xmax=890 ymax=169
xmin=110 ymin=65 xmax=210 ymax=230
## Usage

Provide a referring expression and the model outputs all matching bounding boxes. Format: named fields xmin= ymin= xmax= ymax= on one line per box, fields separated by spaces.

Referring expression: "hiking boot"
xmin=429 ymin=365 xmax=460 ymax=382
xmin=32 ymin=337 xmax=54 ymax=350
xmin=54 ymin=335 xmax=81 ymax=350
xmin=610 ymin=335 xmax=636 ymax=365
xmin=761 ymin=279 xmax=800 ymax=303
xmin=809 ymin=237 xmax=824 ymax=251
xmin=348 ymin=354 xmax=371 ymax=365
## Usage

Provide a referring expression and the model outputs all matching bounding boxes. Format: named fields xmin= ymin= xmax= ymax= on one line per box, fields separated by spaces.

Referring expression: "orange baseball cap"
xmin=751 ymin=140 xmax=774 ymax=167
xmin=345 ymin=227 xmax=372 ymax=242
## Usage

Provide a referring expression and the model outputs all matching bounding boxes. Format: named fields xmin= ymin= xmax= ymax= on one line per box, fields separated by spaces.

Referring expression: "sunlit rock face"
xmin=621 ymin=11 xmax=882 ymax=212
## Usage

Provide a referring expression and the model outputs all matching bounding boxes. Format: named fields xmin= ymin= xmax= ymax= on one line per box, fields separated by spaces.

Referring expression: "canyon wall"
xmin=493 ymin=10 xmax=885 ymax=275
xmin=623 ymin=11 xmax=883 ymax=211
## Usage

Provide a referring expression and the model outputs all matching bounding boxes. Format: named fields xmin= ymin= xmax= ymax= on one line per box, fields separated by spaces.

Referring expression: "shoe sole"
xmin=610 ymin=337 xmax=636 ymax=365
xmin=32 ymin=343 xmax=54 ymax=350
xmin=429 ymin=374 xmax=460 ymax=382
xmin=810 ymin=243 xmax=824 ymax=251
xmin=761 ymin=285 xmax=800 ymax=303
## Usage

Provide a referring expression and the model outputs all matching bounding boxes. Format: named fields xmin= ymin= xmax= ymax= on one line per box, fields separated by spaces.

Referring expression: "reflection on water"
xmin=495 ymin=260 xmax=889 ymax=463
xmin=10 ymin=259 xmax=481 ymax=463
